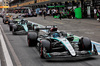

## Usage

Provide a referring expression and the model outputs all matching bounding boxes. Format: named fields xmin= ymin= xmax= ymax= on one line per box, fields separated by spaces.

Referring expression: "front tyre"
xmin=12 ymin=28 xmax=16 ymax=35
xmin=79 ymin=37 xmax=92 ymax=51
xmin=40 ymin=46 xmax=47 ymax=58
xmin=39 ymin=40 xmax=51 ymax=58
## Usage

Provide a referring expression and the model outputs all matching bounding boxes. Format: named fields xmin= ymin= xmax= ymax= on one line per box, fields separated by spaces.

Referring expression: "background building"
xmin=9 ymin=0 xmax=100 ymax=18
xmin=1 ymin=0 xmax=10 ymax=11
xmin=4 ymin=0 xmax=9 ymax=6
xmin=0 ymin=2 xmax=2 ymax=11
xmin=0 ymin=2 xmax=2 ymax=6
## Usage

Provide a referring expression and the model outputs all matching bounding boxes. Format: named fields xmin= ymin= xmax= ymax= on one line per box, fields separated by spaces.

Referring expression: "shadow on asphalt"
xmin=45 ymin=57 xmax=97 ymax=62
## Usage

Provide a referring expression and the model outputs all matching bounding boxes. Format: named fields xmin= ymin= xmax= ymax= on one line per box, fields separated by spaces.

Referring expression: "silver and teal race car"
xmin=9 ymin=18 xmax=33 ymax=35
xmin=27 ymin=25 xmax=98 ymax=59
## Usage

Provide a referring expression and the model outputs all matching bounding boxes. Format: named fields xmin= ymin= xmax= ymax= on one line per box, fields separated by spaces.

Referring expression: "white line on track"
xmin=0 ymin=60 xmax=1 ymax=66
xmin=0 ymin=25 xmax=13 ymax=66
xmin=0 ymin=25 xmax=22 ymax=66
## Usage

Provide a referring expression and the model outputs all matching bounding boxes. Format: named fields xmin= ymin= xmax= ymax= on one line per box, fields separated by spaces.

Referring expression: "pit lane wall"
xmin=0 ymin=25 xmax=13 ymax=66
xmin=0 ymin=24 xmax=22 ymax=66
xmin=28 ymin=20 xmax=100 ymax=55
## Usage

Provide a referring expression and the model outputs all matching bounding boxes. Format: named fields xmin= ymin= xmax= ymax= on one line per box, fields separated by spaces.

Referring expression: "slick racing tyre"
xmin=3 ymin=19 xmax=4 ymax=23
xmin=27 ymin=32 xmax=38 ymax=47
xmin=3 ymin=20 xmax=6 ymax=24
xmin=12 ymin=25 xmax=17 ymax=35
xmin=27 ymin=23 xmax=32 ymax=30
xmin=79 ymin=37 xmax=92 ymax=51
xmin=40 ymin=40 xmax=51 ymax=58
xmin=9 ymin=23 xmax=14 ymax=31
xmin=9 ymin=26 xmax=12 ymax=31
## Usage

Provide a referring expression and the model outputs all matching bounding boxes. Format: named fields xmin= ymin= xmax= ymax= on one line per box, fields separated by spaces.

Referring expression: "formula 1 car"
xmin=3 ymin=14 xmax=13 ymax=24
xmin=27 ymin=25 xmax=98 ymax=59
xmin=9 ymin=18 xmax=34 ymax=35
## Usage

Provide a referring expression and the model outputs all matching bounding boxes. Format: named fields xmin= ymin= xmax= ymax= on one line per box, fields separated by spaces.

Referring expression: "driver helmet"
xmin=53 ymin=32 xmax=60 ymax=38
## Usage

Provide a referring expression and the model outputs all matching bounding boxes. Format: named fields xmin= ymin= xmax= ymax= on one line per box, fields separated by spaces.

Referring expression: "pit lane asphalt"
xmin=1 ymin=16 xmax=100 ymax=66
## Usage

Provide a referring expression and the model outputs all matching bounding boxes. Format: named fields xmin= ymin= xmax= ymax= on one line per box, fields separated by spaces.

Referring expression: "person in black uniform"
xmin=43 ymin=10 xmax=46 ymax=19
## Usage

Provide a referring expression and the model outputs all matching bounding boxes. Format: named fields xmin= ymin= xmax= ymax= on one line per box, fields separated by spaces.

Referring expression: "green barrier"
xmin=74 ymin=7 xmax=82 ymax=19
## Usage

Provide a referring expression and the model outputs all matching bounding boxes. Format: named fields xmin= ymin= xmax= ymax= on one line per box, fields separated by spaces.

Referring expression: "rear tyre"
xmin=79 ymin=37 xmax=92 ymax=51
xmin=12 ymin=25 xmax=17 ymax=35
xmin=12 ymin=28 xmax=16 ymax=35
xmin=3 ymin=20 xmax=4 ymax=23
xmin=27 ymin=23 xmax=32 ymax=30
xmin=28 ymin=39 xmax=33 ymax=47
xmin=9 ymin=26 xmax=12 ymax=31
xmin=27 ymin=32 xmax=37 ymax=47
xmin=3 ymin=20 xmax=6 ymax=24
xmin=9 ymin=23 xmax=14 ymax=31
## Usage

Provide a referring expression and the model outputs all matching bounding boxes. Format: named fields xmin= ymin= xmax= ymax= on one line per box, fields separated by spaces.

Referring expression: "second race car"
xmin=9 ymin=18 xmax=34 ymax=35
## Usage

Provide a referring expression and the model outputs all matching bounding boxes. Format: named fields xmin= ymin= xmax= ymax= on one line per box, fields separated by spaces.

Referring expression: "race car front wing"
xmin=45 ymin=50 xmax=98 ymax=58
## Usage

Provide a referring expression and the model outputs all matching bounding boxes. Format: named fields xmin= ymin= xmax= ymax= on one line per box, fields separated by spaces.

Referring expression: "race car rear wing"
xmin=34 ymin=25 xmax=57 ymax=32
xmin=45 ymin=25 xmax=57 ymax=28
xmin=35 ymin=28 xmax=50 ymax=32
